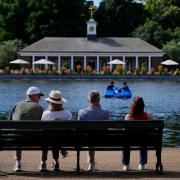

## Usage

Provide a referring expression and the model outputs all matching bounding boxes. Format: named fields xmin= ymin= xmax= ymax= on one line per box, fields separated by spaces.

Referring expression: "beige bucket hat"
xmin=45 ymin=90 xmax=67 ymax=104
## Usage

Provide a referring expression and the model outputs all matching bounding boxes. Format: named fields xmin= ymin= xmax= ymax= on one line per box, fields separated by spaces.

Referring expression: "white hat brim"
xmin=45 ymin=97 xmax=67 ymax=104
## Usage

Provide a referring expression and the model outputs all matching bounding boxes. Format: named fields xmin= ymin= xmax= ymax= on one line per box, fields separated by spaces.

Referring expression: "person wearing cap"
xmin=39 ymin=90 xmax=72 ymax=172
xmin=8 ymin=86 xmax=44 ymax=172
xmin=78 ymin=90 xmax=110 ymax=172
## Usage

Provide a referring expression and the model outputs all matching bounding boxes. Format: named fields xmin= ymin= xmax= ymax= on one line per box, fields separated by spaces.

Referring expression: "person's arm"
xmin=106 ymin=111 xmax=110 ymax=120
xmin=31 ymin=105 xmax=44 ymax=120
xmin=124 ymin=114 xmax=131 ymax=120
xmin=8 ymin=104 xmax=17 ymax=120
xmin=41 ymin=111 xmax=47 ymax=121
xmin=147 ymin=113 xmax=152 ymax=120
xmin=78 ymin=110 xmax=85 ymax=120
xmin=67 ymin=111 xmax=73 ymax=121
xmin=77 ymin=110 xmax=82 ymax=120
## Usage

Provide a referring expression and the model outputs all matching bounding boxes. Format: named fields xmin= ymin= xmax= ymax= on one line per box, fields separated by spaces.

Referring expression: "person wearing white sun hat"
xmin=45 ymin=90 xmax=67 ymax=105
xmin=39 ymin=90 xmax=72 ymax=172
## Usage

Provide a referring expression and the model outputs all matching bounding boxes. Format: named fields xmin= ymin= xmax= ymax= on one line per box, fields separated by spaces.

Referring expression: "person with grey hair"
xmin=8 ymin=86 xmax=44 ymax=172
xmin=78 ymin=90 xmax=110 ymax=172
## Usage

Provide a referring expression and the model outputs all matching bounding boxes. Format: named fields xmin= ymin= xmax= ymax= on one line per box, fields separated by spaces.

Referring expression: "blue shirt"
xmin=78 ymin=105 xmax=110 ymax=121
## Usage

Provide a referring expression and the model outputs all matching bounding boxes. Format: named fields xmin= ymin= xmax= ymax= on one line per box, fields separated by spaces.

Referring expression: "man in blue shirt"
xmin=78 ymin=90 xmax=110 ymax=171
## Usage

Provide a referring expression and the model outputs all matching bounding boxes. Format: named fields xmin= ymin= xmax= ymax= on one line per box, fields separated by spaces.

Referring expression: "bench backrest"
xmin=0 ymin=120 xmax=164 ymax=150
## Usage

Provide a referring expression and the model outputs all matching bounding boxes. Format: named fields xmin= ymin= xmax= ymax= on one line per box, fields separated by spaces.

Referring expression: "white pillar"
xmin=45 ymin=56 xmax=48 ymax=69
xmin=58 ymin=56 xmax=61 ymax=73
xmin=71 ymin=56 xmax=73 ymax=70
xmin=110 ymin=56 xmax=112 ymax=71
xmin=97 ymin=56 xmax=99 ymax=72
xmin=32 ymin=56 xmax=35 ymax=71
xmin=135 ymin=56 xmax=138 ymax=69
xmin=148 ymin=56 xmax=151 ymax=72
xmin=122 ymin=56 xmax=125 ymax=70
xmin=84 ymin=56 xmax=87 ymax=70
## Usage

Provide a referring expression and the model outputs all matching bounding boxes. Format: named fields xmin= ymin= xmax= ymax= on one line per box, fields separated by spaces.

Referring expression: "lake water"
xmin=0 ymin=79 xmax=180 ymax=147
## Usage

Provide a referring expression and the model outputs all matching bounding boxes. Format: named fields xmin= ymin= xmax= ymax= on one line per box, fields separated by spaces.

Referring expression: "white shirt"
xmin=41 ymin=109 xmax=72 ymax=121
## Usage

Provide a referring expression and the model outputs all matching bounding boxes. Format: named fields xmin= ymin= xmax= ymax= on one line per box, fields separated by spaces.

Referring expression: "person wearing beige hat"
xmin=39 ymin=90 xmax=72 ymax=172
xmin=8 ymin=86 xmax=44 ymax=172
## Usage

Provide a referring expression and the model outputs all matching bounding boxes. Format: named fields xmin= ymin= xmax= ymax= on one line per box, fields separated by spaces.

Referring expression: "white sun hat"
xmin=45 ymin=90 xmax=67 ymax=104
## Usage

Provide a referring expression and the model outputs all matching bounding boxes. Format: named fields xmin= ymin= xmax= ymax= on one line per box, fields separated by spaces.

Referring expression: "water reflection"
xmin=0 ymin=79 xmax=180 ymax=147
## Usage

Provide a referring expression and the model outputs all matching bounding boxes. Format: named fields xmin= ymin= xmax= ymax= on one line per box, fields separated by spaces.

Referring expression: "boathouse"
xmin=18 ymin=18 xmax=164 ymax=73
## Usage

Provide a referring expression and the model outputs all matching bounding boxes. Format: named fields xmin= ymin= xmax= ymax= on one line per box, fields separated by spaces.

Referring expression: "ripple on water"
xmin=0 ymin=79 xmax=180 ymax=147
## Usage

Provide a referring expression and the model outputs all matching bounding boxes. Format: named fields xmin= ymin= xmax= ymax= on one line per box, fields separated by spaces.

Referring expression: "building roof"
xmin=20 ymin=37 xmax=163 ymax=54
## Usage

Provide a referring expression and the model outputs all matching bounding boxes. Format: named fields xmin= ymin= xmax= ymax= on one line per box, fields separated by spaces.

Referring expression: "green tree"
xmin=95 ymin=0 xmax=147 ymax=36
xmin=163 ymin=27 xmax=180 ymax=62
xmin=0 ymin=0 xmax=29 ymax=42
xmin=26 ymin=0 xmax=89 ymax=42
xmin=143 ymin=0 xmax=180 ymax=29
xmin=132 ymin=20 xmax=174 ymax=48
xmin=0 ymin=0 xmax=91 ymax=43
xmin=133 ymin=0 xmax=180 ymax=48
xmin=163 ymin=40 xmax=180 ymax=62
xmin=0 ymin=39 xmax=26 ymax=67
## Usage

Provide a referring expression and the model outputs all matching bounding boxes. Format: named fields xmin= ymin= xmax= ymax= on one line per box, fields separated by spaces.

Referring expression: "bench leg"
xmin=156 ymin=148 xmax=163 ymax=174
xmin=76 ymin=149 xmax=80 ymax=173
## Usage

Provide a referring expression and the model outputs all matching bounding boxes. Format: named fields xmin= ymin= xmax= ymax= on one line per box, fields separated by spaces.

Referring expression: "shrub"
xmin=140 ymin=66 xmax=147 ymax=75
xmin=102 ymin=65 xmax=111 ymax=75
xmin=76 ymin=64 xmax=82 ymax=73
xmin=173 ymin=68 xmax=180 ymax=75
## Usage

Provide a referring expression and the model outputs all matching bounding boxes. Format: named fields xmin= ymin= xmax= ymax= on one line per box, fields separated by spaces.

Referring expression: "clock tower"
xmin=87 ymin=5 xmax=97 ymax=41
xmin=87 ymin=18 xmax=97 ymax=41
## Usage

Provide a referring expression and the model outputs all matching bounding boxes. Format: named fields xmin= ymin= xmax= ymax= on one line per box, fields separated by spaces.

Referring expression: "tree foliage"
xmin=0 ymin=0 xmax=29 ymax=42
xmin=26 ymin=0 xmax=90 ymax=43
xmin=0 ymin=39 xmax=26 ymax=67
xmin=132 ymin=20 xmax=175 ymax=48
xmin=0 ymin=0 xmax=91 ymax=44
xmin=144 ymin=0 xmax=180 ymax=29
xmin=0 ymin=0 xmax=179 ymax=63
xmin=94 ymin=0 xmax=147 ymax=36
xmin=133 ymin=0 xmax=180 ymax=59
xmin=163 ymin=27 xmax=180 ymax=62
xmin=163 ymin=40 xmax=180 ymax=62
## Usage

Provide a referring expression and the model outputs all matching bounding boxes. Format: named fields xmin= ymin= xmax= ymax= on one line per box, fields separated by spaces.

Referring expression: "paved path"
xmin=0 ymin=148 xmax=180 ymax=179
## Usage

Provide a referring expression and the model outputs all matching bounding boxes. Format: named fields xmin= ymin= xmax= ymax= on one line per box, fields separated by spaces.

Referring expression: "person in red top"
xmin=122 ymin=96 xmax=152 ymax=171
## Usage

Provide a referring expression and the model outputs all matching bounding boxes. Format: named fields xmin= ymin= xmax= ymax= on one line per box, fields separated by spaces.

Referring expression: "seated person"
xmin=78 ymin=90 xmax=110 ymax=172
xmin=115 ymin=81 xmax=129 ymax=92
xmin=39 ymin=90 xmax=72 ymax=172
xmin=122 ymin=96 xmax=152 ymax=171
xmin=106 ymin=81 xmax=114 ymax=90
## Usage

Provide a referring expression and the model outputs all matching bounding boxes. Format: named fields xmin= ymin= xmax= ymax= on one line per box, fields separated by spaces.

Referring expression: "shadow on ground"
xmin=1 ymin=170 xmax=180 ymax=179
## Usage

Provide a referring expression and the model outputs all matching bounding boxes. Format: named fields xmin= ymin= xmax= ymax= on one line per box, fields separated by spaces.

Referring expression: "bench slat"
xmin=0 ymin=120 xmax=164 ymax=173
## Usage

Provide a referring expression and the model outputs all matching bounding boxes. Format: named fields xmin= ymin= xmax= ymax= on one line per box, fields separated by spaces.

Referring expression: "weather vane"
xmin=89 ymin=5 xmax=96 ymax=17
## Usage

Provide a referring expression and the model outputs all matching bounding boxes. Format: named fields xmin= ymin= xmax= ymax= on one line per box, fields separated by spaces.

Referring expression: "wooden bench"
xmin=0 ymin=120 xmax=164 ymax=173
